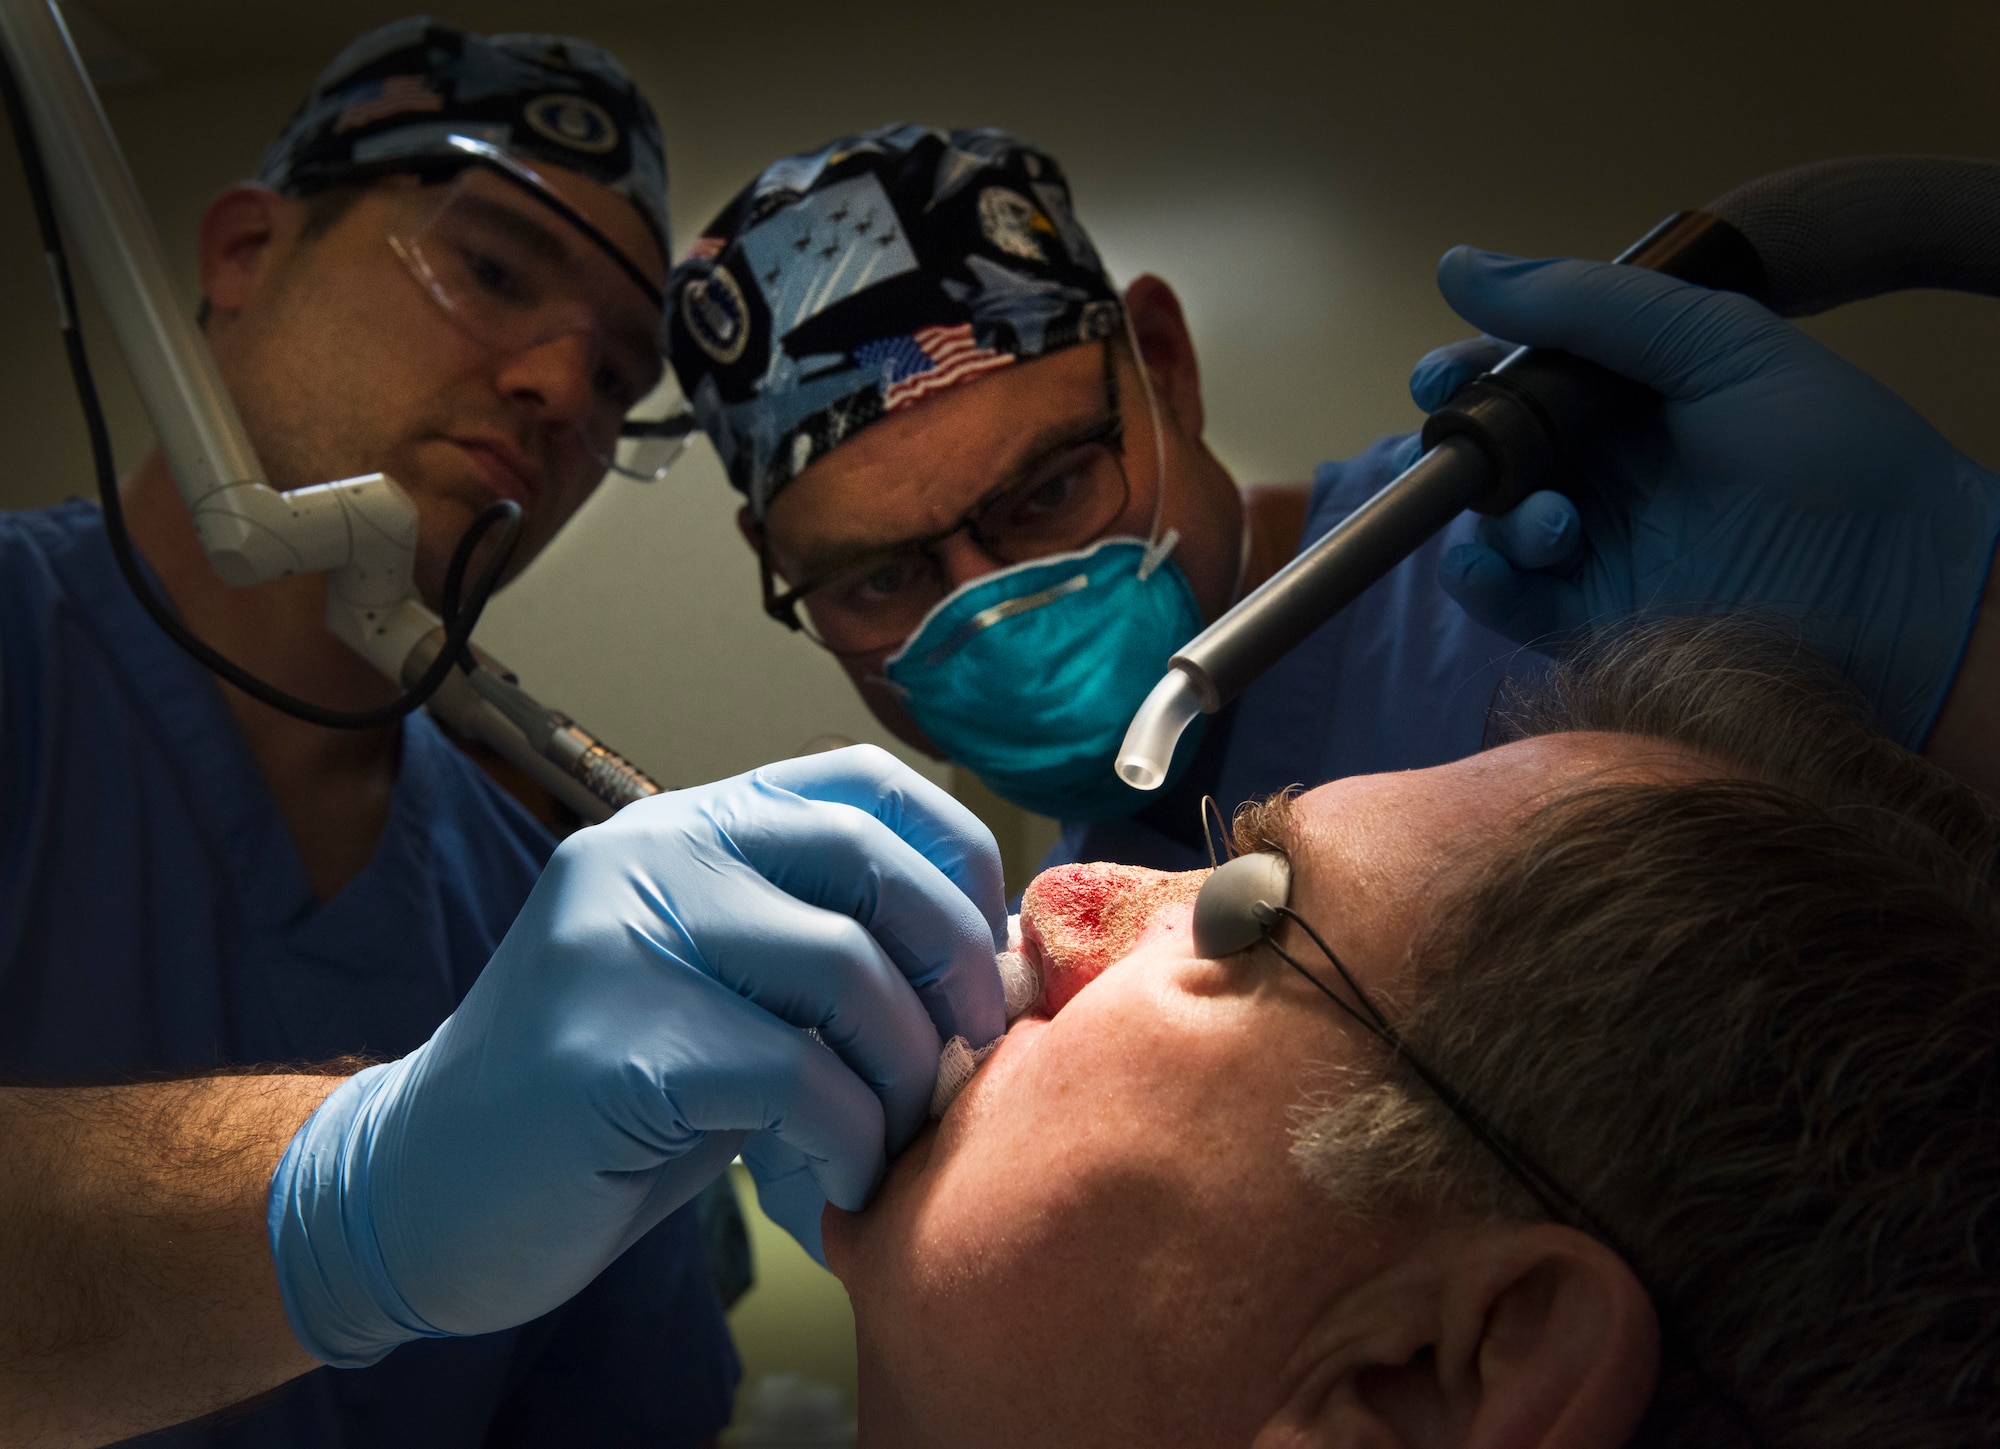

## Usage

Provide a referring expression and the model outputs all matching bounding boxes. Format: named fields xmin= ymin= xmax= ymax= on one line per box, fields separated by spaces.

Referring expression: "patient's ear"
xmin=735 ymin=504 xmax=762 ymax=556
xmin=1254 ymin=1223 xmax=1659 ymax=1449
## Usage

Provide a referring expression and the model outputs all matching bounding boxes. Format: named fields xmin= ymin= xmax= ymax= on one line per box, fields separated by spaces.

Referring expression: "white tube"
xmin=1115 ymin=666 xmax=1207 ymax=791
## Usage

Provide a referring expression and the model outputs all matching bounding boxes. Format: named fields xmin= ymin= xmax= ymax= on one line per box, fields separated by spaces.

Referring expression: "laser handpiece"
xmin=1118 ymin=157 xmax=2000 ymax=790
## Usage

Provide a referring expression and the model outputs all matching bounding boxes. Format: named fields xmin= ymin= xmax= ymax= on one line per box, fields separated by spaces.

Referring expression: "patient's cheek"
xmin=1020 ymin=862 xmax=1207 ymax=1014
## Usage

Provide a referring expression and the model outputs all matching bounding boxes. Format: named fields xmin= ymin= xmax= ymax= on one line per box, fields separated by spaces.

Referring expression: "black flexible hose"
xmin=1707 ymin=154 xmax=2000 ymax=316
xmin=0 ymin=45 xmax=519 ymax=729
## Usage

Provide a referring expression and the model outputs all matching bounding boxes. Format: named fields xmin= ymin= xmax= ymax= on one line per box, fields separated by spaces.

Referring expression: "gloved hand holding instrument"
xmin=2 ymin=0 xmax=1016 ymax=1379
xmin=270 ymin=745 xmax=1007 ymax=1366
xmin=1117 ymin=156 xmax=2000 ymax=784
xmin=1417 ymin=249 xmax=2000 ymax=748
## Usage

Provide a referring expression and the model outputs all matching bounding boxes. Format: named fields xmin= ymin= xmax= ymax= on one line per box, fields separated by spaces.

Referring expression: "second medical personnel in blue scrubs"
xmin=668 ymin=127 xmax=1540 ymax=872
xmin=668 ymin=125 xmax=2000 ymax=863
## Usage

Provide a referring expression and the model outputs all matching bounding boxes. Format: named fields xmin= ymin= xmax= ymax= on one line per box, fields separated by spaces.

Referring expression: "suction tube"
xmin=1116 ymin=669 xmax=1207 ymax=790
xmin=1117 ymin=156 xmax=2000 ymax=788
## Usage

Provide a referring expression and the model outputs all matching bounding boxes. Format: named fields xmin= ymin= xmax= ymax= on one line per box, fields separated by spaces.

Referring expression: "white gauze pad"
xmin=930 ymin=916 xmax=1040 ymax=1119
xmin=996 ymin=912 xmax=1040 ymax=1020
xmin=928 ymin=1034 xmax=994 ymax=1118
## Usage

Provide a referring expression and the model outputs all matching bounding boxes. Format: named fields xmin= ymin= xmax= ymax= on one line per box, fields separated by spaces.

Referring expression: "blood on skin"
xmin=1017 ymin=862 xmax=1210 ymax=1015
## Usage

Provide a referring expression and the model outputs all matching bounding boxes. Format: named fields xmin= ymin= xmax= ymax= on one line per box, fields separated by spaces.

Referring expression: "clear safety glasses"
xmin=386 ymin=139 xmax=696 ymax=482
xmin=762 ymin=340 xmax=1133 ymax=656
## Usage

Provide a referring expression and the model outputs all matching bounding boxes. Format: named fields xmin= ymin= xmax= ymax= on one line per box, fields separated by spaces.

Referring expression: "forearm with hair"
xmin=0 ymin=1070 xmax=352 ymax=1448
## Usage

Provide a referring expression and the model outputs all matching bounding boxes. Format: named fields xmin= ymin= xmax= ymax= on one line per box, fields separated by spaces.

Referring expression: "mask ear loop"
xmin=1121 ymin=308 xmax=1180 ymax=581
xmin=1199 ymin=793 xmax=1237 ymax=868
xmin=1230 ymin=497 xmax=1253 ymax=606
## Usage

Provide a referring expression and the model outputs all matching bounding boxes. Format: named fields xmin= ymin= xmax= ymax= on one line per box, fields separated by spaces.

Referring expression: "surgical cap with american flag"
xmin=667 ymin=124 xmax=1122 ymax=520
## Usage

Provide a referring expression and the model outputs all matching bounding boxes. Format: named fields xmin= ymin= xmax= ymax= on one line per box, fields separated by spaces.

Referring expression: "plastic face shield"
xmin=612 ymin=371 xmax=697 ymax=481
xmin=387 ymin=156 xmax=689 ymax=481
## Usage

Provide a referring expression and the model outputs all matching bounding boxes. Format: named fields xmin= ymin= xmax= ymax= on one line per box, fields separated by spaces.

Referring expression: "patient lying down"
xmin=824 ymin=621 xmax=2000 ymax=1449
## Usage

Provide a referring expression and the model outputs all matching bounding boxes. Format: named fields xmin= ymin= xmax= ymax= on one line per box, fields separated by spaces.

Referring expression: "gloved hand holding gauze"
xmin=268 ymin=745 xmax=1007 ymax=1361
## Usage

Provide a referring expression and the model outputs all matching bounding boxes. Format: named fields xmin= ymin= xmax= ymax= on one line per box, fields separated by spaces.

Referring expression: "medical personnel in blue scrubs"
xmin=0 ymin=23 xmax=992 ymax=1449
xmin=667 ymin=125 xmax=2000 ymax=866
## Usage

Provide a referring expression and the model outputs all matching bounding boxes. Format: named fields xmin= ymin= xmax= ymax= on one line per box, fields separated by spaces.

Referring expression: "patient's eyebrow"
xmin=1229 ymin=790 xmax=1299 ymax=858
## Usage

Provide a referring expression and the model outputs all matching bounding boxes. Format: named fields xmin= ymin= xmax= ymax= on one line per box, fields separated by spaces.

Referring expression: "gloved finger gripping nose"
xmin=678 ymin=877 xmax=942 ymax=1154
xmin=749 ymin=747 xmax=1009 ymax=1048
xmin=754 ymin=746 xmax=1009 ymax=947
xmin=728 ymin=761 xmax=1008 ymax=1049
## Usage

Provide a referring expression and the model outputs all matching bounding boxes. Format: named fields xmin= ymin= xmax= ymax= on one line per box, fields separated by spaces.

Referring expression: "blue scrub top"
xmin=1057 ymin=435 xmax=1549 ymax=871
xmin=0 ymin=501 xmax=739 ymax=1447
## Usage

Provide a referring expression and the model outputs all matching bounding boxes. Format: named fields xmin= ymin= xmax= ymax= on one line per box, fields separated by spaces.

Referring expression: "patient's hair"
xmin=1284 ymin=619 xmax=2000 ymax=1448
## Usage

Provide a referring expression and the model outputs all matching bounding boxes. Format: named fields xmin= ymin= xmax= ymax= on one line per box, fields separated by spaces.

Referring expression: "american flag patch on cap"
xmin=860 ymin=324 xmax=1015 ymax=412
xmin=333 ymin=75 xmax=443 ymax=135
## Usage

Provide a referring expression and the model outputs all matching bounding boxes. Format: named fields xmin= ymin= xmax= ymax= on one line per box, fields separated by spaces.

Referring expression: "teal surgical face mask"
xmin=882 ymin=535 xmax=1208 ymax=820
xmin=882 ymin=316 xmax=1245 ymax=822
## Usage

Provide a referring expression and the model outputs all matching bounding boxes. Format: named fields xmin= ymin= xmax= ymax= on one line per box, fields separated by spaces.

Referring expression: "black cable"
xmin=0 ymin=46 xmax=519 ymax=729
xmin=1198 ymin=793 xmax=1233 ymax=869
xmin=438 ymin=498 xmax=517 ymax=659
xmin=1266 ymin=903 xmax=1624 ymax=1243
xmin=617 ymin=416 xmax=698 ymax=440
xmin=1261 ymin=902 xmax=1765 ymax=1444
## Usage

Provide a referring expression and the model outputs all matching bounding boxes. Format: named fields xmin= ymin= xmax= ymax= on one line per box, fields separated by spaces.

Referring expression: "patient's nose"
xmin=1018 ymin=862 xmax=1208 ymax=1014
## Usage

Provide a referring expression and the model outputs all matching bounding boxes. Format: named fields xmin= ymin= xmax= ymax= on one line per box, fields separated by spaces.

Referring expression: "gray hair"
xmin=1283 ymin=619 xmax=2000 ymax=1447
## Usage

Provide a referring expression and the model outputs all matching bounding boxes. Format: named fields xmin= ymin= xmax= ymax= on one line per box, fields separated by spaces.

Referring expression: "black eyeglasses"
xmin=760 ymin=339 xmax=1135 ymax=657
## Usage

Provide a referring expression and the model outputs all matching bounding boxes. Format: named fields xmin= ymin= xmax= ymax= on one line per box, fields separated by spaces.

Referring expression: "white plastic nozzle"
xmin=1115 ymin=666 xmax=1208 ymax=791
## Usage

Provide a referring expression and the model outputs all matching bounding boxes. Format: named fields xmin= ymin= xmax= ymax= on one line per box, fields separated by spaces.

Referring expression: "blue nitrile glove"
xmin=1414 ymin=248 xmax=2000 ymax=747
xmin=1309 ymin=428 xmax=1586 ymax=577
xmin=269 ymin=745 xmax=1006 ymax=1367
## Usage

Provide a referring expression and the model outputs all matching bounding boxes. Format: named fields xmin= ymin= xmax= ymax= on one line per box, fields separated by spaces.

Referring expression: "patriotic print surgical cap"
xmin=667 ymin=124 xmax=1122 ymax=519
xmin=257 ymin=16 xmax=669 ymax=254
